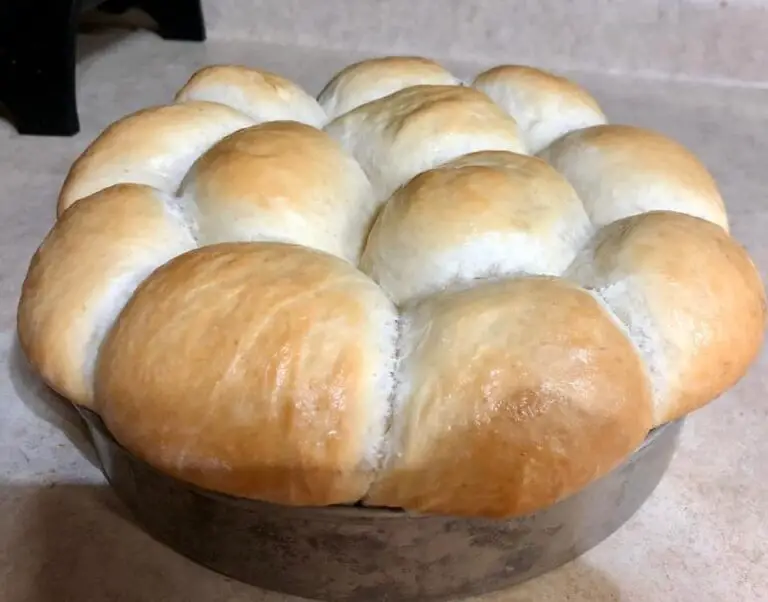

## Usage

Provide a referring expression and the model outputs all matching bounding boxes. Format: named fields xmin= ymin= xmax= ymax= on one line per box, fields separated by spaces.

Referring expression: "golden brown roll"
xmin=175 ymin=64 xmax=328 ymax=127
xmin=324 ymin=84 xmax=526 ymax=201
xmin=57 ymin=101 xmax=254 ymax=216
xmin=360 ymin=150 xmax=592 ymax=303
xmin=566 ymin=211 xmax=766 ymax=425
xmin=318 ymin=55 xmax=461 ymax=120
xmin=366 ymin=276 xmax=654 ymax=518
xmin=95 ymin=242 xmax=398 ymax=506
xmin=179 ymin=121 xmax=377 ymax=263
xmin=17 ymin=184 xmax=197 ymax=408
xmin=538 ymin=124 xmax=729 ymax=231
xmin=473 ymin=65 xmax=607 ymax=154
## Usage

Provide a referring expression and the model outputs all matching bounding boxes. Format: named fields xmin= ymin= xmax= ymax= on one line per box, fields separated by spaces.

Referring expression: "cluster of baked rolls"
xmin=18 ymin=56 xmax=765 ymax=518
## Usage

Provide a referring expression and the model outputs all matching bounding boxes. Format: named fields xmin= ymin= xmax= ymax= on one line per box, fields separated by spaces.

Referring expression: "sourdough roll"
xmin=566 ymin=211 xmax=766 ymax=426
xmin=324 ymin=85 xmax=526 ymax=201
xmin=473 ymin=65 xmax=607 ymax=154
xmin=318 ymin=56 xmax=461 ymax=120
xmin=175 ymin=64 xmax=327 ymax=128
xmin=17 ymin=184 xmax=197 ymax=408
xmin=58 ymin=102 xmax=254 ymax=216
xmin=538 ymin=124 xmax=729 ymax=231
xmin=95 ymin=242 xmax=399 ymax=506
xmin=366 ymin=276 xmax=654 ymax=518
xmin=179 ymin=121 xmax=377 ymax=263
xmin=360 ymin=150 xmax=592 ymax=304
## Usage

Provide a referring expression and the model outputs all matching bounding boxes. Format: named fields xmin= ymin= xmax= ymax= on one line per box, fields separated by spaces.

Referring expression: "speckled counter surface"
xmin=1 ymin=31 xmax=767 ymax=602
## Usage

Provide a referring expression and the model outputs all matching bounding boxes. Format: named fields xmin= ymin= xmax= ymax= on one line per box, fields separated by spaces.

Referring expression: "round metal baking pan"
xmin=78 ymin=407 xmax=682 ymax=602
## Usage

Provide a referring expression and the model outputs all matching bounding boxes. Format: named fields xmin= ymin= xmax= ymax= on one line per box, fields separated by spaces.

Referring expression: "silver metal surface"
xmin=78 ymin=408 xmax=682 ymax=602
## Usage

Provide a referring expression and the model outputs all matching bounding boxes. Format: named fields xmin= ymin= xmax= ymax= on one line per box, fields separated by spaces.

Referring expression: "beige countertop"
xmin=1 ymin=30 xmax=767 ymax=602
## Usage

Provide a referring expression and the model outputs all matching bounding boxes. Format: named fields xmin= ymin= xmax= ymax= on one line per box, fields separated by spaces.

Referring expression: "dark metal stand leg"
xmin=100 ymin=0 xmax=206 ymax=41
xmin=138 ymin=0 xmax=206 ymax=41
xmin=0 ymin=0 xmax=82 ymax=136
xmin=0 ymin=0 xmax=206 ymax=137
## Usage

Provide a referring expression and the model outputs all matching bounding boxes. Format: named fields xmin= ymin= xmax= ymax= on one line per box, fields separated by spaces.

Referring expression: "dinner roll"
xmin=58 ymin=102 xmax=254 ymax=216
xmin=360 ymin=150 xmax=592 ymax=304
xmin=179 ymin=121 xmax=377 ymax=262
xmin=17 ymin=184 xmax=196 ymax=408
xmin=566 ymin=211 xmax=766 ymax=425
xmin=324 ymin=85 xmax=526 ymax=201
xmin=17 ymin=57 xmax=765 ymax=520
xmin=366 ymin=276 xmax=654 ymax=518
xmin=95 ymin=242 xmax=398 ymax=506
xmin=538 ymin=124 xmax=729 ymax=231
xmin=473 ymin=65 xmax=607 ymax=154
xmin=175 ymin=64 xmax=327 ymax=128
xmin=317 ymin=56 xmax=461 ymax=120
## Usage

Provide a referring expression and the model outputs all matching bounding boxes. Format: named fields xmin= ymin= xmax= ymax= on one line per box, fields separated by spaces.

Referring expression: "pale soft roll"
xmin=366 ymin=276 xmax=654 ymax=518
xmin=95 ymin=242 xmax=398 ymax=507
xmin=317 ymin=56 xmax=461 ymax=120
xmin=17 ymin=184 xmax=197 ymax=408
xmin=57 ymin=101 xmax=254 ymax=216
xmin=324 ymin=85 xmax=527 ymax=201
xmin=175 ymin=64 xmax=328 ymax=128
xmin=360 ymin=150 xmax=592 ymax=304
xmin=473 ymin=65 xmax=607 ymax=154
xmin=538 ymin=124 xmax=729 ymax=231
xmin=566 ymin=211 xmax=765 ymax=425
xmin=179 ymin=121 xmax=377 ymax=263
